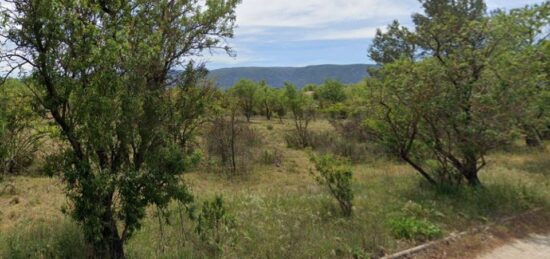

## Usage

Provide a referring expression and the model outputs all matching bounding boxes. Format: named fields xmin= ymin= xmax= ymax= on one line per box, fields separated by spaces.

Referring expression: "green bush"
xmin=2 ymin=220 xmax=90 ymax=259
xmin=0 ymin=79 xmax=44 ymax=177
xmin=310 ymin=154 xmax=354 ymax=217
xmin=196 ymin=196 xmax=236 ymax=253
xmin=388 ymin=217 xmax=441 ymax=241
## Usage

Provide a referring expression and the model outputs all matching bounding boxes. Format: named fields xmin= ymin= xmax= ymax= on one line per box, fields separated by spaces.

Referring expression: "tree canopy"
xmin=0 ymin=0 xmax=240 ymax=257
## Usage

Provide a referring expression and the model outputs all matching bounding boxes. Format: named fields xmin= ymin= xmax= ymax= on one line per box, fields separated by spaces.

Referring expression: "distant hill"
xmin=207 ymin=64 xmax=374 ymax=88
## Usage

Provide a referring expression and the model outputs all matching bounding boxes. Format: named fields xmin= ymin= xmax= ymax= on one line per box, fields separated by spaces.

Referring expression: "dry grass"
xmin=1 ymin=117 xmax=549 ymax=258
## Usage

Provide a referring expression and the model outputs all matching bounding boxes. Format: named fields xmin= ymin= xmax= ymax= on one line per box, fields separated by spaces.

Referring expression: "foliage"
xmin=366 ymin=1 xmax=550 ymax=186
xmin=284 ymin=83 xmax=317 ymax=148
xmin=206 ymin=115 xmax=260 ymax=176
xmin=1 ymin=0 xmax=240 ymax=257
xmin=310 ymin=130 xmax=374 ymax=163
xmin=488 ymin=5 xmax=550 ymax=147
xmin=229 ymin=79 xmax=260 ymax=122
xmin=369 ymin=20 xmax=416 ymax=65
xmin=273 ymin=88 xmax=288 ymax=121
xmin=0 ymin=79 xmax=43 ymax=177
xmin=257 ymin=81 xmax=278 ymax=120
xmin=310 ymin=154 xmax=354 ymax=217
xmin=388 ymin=217 xmax=441 ymax=241
xmin=315 ymin=80 xmax=346 ymax=108
xmin=167 ymin=63 xmax=219 ymax=152
xmin=205 ymin=94 xmax=261 ymax=176
xmin=195 ymin=196 xmax=236 ymax=253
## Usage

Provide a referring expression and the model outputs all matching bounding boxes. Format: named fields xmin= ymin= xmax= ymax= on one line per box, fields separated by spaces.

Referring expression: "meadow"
xmin=1 ymin=118 xmax=548 ymax=258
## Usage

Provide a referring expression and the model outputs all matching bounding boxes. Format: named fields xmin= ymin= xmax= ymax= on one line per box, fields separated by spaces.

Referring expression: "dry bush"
xmin=308 ymin=118 xmax=385 ymax=163
xmin=204 ymin=116 xmax=261 ymax=176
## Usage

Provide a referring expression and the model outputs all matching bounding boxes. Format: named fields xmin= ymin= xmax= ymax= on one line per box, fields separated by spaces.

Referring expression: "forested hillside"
xmin=208 ymin=64 xmax=373 ymax=88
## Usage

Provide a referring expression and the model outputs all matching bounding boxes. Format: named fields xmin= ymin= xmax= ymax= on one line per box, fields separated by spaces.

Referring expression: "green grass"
xmin=1 ymin=118 xmax=549 ymax=258
xmin=0 ymin=218 xmax=90 ymax=259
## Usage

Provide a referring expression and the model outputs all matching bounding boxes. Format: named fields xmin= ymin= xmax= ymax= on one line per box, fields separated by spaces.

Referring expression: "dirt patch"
xmin=403 ymin=208 xmax=550 ymax=259
xmin=478 ymin=234 xmax=550 ymax=259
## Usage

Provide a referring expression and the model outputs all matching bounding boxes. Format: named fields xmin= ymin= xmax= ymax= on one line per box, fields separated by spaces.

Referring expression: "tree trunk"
xmin=462 ymin=155 xmax=481 ymax=187
xmin=95 ymin=200 xmax=125 ymax=259
xmin=265 ymin=105 xmax=272 ymax=120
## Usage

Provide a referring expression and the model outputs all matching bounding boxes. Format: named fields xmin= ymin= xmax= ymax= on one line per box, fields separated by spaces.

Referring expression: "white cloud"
xmin=301 ymin=26 xmax=381 ymax=41
xmin=235 ymin=0 xmax=417 ymax=28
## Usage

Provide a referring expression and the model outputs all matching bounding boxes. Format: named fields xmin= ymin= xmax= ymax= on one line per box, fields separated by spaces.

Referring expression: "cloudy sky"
xmin=205 ymin=0 xmax=545 ymax=69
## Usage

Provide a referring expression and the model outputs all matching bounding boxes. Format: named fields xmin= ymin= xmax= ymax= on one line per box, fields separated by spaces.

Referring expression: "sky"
xmin=205 ymin=0 xmax=546 ymax=69
xmin=0 ymin=0 xmax=545 ymax=72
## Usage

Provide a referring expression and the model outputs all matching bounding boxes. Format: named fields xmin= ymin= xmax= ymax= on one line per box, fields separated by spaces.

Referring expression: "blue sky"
xmin=205 ymin=0 xmax=546 ymax=69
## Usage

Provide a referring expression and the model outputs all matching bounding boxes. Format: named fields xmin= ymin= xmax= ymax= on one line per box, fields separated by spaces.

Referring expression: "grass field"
xmin=1 ymin=118 xmax=549 ymax=258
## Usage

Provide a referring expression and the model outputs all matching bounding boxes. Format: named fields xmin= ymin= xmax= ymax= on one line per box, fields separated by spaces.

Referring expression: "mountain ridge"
xmin=207 ymin=64 xmax=374 ymax=88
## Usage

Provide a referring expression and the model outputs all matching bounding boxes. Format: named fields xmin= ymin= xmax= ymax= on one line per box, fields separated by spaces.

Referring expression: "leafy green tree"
xmin=488 ymin=4 xmax=550 ymax=147
xmin=167 ymin=63 xmax=219 ymax=150
xmin=284 ymin=83 xmax=316 ymax=148
xmin=257 ymin=81 xmax=277 ymax=120
xmin=369 ymin=20 xmax=416 ymax=65
xmin=273 ymin=88 xmax=288 ymax=122
xmin=1 ymin=0 xmax=239 ymax=257
xmin=230 ymin=79 xmax=259 ymax=122
xmin=366 ymin=0 xmax=548 ymax=186
xmin=316 ymin=80 xmax=346 ymax=109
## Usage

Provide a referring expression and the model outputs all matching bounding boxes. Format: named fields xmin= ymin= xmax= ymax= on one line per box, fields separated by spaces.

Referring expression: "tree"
xmin=257 ymin=81 xmax=277 ymax=120
xmin=315 ymin=80 xmax=346 ymax=109
xmin=284 ymin=83 xmax=316 ymax=148
xmin=273 ymin=88 xmax=288 ymax=122
xmin=487 ymin=4 xmax=550 ymax=147
xmin=230 ymin=79 xmax=259 ymax=122
xmin=368 ymin=20 xmax=416 ymax=65
xmin=1 ymin=0 xmax=239 ymax=257
xmin=167 ymin=63 xmax=218 ymax=150
xmin=366 ymin=0 xmax=549 ymax=186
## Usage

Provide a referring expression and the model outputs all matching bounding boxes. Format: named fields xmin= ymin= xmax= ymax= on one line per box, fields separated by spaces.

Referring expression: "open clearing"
xmin=2 ymin=118 xmax=549 ymax=258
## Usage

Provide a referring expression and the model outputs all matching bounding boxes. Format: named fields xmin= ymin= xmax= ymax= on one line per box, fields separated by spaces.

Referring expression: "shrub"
xmin=388 ymin=217 xmax=441 ymax=241
xmin=284 ymin=131 xmax=310 ymax=149
xmin=195 ymin=196 xmax=236 ymax=253
xmin=0 ymin=80 xmax=44 ymax=177
xmin=310 ymin=154 xmax=354 ymax=217
xmin=205 ymin=116 xmax=261 ymax=176
xmin=310 ymin=131 xmax=374 ymax=163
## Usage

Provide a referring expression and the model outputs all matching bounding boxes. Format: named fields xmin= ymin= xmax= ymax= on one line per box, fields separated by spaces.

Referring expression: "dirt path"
xmin=478 ymin=234 xmax=550 ymax=259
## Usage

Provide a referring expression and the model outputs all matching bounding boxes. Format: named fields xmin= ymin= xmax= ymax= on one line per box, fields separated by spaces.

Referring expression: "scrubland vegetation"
xmin=0 ymin=0 xmax=549 ymax=258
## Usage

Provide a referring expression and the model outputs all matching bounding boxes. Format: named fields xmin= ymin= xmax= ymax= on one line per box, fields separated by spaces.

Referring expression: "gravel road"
xmin=478 ymin=234 xmax=550 ymax=259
